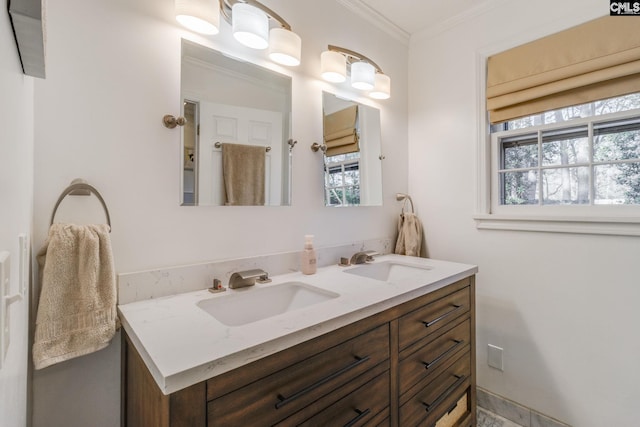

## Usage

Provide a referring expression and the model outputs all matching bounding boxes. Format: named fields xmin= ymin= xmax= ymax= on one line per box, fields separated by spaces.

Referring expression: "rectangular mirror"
xmin=181 ymin=39 xmax=293 ymax=206
xmin=322 ymin=92 xmax=383 ymax=206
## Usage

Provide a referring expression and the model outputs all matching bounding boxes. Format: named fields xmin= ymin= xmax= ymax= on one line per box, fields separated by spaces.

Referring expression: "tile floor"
xmin=478 ymin=408 xmax=527 ymax=427
xmin=476 ymin=388 xmax=571 ymax=427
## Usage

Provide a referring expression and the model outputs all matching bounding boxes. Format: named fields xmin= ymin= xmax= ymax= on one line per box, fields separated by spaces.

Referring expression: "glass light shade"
xmin=369 ymin=73 xmax=391 ymax=99
xmin=232 ymin=3 xmax=269 ymax=50
xmin=175 ymin=0 xmax=220 ymax=35
xmin=321 ymin=51 xmax=346 ymax=83
xmin=351 ymin=61 xmax=375 ymax=90
xmin=268 ymin=28 xmax=301 ymax=66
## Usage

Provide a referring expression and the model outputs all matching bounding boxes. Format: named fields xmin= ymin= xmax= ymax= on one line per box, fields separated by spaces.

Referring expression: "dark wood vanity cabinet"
xmin=122 ymin=276 xmax=476 ymax=427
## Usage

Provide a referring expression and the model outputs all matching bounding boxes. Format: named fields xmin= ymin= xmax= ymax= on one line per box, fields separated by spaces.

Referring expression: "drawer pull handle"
xmin=422 ymin=304 xmax=463 ymax=328
xmin=344 ymin=408 xmax=371 ymax=427
xmin=422 ymin=374 xmax=466 ymax=413
xmin=275 ymin=355 xmax=371 ymax=409
xmin=423 ymin=339 xmax=465 ymax=369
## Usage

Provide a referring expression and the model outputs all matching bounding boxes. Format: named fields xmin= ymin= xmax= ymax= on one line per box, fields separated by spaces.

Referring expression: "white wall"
xmin=0 ymin=1 xmax=34 ymax=426
xmin=31 ymin=0 xmax=408 ymax=425
xmin=408 ymin=1 xmax=639 ymax=426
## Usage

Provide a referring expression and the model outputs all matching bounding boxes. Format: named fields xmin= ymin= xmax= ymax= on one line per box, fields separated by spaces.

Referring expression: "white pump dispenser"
xmin=300 ymin=235 xmax=317 ymax=275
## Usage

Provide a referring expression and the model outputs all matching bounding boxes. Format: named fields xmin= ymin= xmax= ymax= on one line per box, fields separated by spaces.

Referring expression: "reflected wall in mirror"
xmin=322 ymin=92 xmax=383 ymax=206
xmin=181 ymin=39 xmax=293 ymax=206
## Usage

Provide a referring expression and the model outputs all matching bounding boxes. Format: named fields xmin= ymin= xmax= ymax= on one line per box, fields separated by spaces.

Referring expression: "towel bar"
xmin=214 ymin=141 xmax=271 ymax=152
xmin=50 ymin=179 xmax=111 ymax=231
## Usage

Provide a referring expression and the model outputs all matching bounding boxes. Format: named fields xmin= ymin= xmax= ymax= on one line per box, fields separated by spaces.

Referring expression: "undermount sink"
xmin=344 ymin=261 xmax=432 ymax=282
xmin=197 ymin=281 xmax=339 ymax=326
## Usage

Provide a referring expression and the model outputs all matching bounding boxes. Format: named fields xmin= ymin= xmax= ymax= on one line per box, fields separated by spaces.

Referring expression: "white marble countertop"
xmin=118 ymin=254 xmax=478 ymax=395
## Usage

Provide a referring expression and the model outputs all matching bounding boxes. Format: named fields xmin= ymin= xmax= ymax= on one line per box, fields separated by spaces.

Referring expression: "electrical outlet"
xmin=488 ymin=344 xmax=504 ymax=371
xmin=0 ymin=251 xmax=9 ymax=369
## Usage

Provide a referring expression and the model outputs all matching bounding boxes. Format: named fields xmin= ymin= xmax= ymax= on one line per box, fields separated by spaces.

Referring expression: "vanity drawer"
xmin=399 ymin=352 xmax=471 ymax=427
xmin=399 ymin=287 xmax=470 ymax=350
xmin=207 ymin=324 xmax=389 ymax=426
xmin=276 ymin=372 xmax=390 ymax=427
xmin=399 ymin=318 xmax=470 ymax=395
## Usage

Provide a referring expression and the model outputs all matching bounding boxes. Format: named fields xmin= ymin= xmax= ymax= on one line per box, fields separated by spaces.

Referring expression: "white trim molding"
xmin=474 ymin=214 xmax=640 ymax=236
xmin=335 ymin=0 xmax=410 ymax=45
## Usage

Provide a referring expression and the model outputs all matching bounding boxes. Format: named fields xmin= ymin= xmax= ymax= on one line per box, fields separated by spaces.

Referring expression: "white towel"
xmin=33 ymin=224 xmax=117 ymax=369
xmin=394 ymin=212 xmax=423 ymax=257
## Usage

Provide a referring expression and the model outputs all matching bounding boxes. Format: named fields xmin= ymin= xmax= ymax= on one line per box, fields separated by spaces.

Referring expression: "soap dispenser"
xmin=300 ymin=235 xmax=317 ymax=275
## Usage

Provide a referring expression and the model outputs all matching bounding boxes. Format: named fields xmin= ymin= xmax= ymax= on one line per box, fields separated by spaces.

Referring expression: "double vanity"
xmin=119 ymin=254 xmax=478 ymax=426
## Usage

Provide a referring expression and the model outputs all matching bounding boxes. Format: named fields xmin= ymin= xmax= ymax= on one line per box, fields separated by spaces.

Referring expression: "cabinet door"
xmin=399 ymin=352 xmax=471 ymax=427
xmin=399 ymin=318 xmax=470 ymax=396
xmin=276 ymin=372 xmax=390 ymax=427
xmin=398 ymin=287 xmax=470 ymax=350
xmin=207 ymin=325 xmax=389 ymax=426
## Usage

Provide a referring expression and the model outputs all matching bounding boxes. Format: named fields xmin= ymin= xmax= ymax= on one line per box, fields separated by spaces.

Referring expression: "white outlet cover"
xmin=488 ymin=343 xmax=504 ymax=371
xmin=0 ymin=251 xmax=9 ymax=369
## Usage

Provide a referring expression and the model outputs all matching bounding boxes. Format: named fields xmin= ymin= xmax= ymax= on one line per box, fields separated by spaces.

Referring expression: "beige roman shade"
xmin=487 ymin=16 xmax=640 ymax=124
xmin=323 ymin=105 xmax=359 ymax=156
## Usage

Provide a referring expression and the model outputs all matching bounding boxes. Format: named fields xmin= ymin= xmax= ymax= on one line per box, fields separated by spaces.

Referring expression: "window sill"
xmin=473 ymin=214 xmax=640 ymax=236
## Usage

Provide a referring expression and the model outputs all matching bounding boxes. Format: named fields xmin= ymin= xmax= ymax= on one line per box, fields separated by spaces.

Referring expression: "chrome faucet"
xmin=228 ymin=269 xmax=272 ymax=289
xmin=349 ymin=250 xmax=379 ymax=265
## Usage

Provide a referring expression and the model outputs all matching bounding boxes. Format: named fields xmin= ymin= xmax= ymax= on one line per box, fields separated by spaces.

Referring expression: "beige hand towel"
xmin=394 ymin=212 xmax=423 ymax=257
xmin=33 ymin=224 xmax=117 ymax=369
xmin=222 ymin=143 xmax=266 ymax=206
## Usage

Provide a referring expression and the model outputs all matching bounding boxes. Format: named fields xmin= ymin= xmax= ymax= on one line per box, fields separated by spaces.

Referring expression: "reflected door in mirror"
xmin=198 ymin=103 xmax=283 ymax=205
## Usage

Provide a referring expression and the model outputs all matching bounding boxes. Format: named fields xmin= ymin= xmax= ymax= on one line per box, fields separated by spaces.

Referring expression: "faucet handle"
xmin=208 ymin=278 xmax=227 ymax=293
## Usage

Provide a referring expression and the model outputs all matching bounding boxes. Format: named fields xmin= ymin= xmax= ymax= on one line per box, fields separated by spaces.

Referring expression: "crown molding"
xmin=411 ymin=0 xmax=509 ymax=43
xmin=336 ymin=0 xmax=410 ymax=46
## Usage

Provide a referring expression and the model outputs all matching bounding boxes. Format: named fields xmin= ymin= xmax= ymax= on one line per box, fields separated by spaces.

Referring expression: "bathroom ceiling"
xmin=344 ymin=0 xmax=495 ymax=37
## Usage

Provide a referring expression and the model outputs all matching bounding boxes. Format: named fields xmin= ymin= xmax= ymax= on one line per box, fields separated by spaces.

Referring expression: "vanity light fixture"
xmin=220 ymin=0 xmax=302 ymax=66
xmin=175 ymin=0 xmax=220 ymax=35
xmin=175 ymin=0 xmax=301 ymax=66
xmin=320 ymin=45 xmax=391 ymax=99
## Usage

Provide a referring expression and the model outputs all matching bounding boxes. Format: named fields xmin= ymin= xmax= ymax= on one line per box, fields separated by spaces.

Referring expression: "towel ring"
xmin=50 ymin=180 xmax=111 ymax=231
xmin=396 ymin=193 xmax=414 ymax=214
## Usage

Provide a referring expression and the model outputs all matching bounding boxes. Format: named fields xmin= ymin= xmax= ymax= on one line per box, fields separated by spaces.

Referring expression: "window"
xmin=477 ymin=94 xmax=640 ymax=236
xmin=325 ymin=152 xmax=360 ymax=206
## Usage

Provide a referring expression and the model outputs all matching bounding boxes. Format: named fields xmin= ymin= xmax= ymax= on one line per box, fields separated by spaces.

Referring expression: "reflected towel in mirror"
xmin=222 ymin=143 xmax=266 ymax=206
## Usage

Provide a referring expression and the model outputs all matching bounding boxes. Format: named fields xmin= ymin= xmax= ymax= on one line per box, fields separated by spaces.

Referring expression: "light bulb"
xmin=232 ymin=2 xmax=269 ymax=50
xmin=321 ymin=51 xmax=346 ymax=83
xmin=370 ymin=73 xmax=391 ymax=99
xmin=351 ymin=61 xmax=375 ymax=90
xmin=175 ymin=0 xmax=219 ymax=35
xmin=269 ymin=28 xmax=301 ymax=66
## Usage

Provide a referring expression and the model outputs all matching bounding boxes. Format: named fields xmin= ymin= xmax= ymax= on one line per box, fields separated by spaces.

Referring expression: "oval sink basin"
xmin=344 ymin=261 xmax=432 ymax=282
xmin=197 ymin=282 xmax=339 ymax=327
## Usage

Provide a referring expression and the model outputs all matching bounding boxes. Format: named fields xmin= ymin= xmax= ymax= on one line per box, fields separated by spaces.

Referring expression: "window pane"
xmin=501 ymin=134 xmax=538 ymax=169
xmin=496 ymin=93 xmax=640 ymax=131
xmin=327 ymin=188 xmax=343 ymax=206
xmin=595 ymin=163 xmax=640 ymax=204
xmin=501 ymin=170 xmax=538 ymax=205
xmin=344 ymin=186 xmax=360 ymax=205
xmin=541 ymin=127 xmax=588 ymax=166
xmin=542 ymin=167 xmax=590 ymax=204
xmin=594 ymin=119 xmax=640 ymax=162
